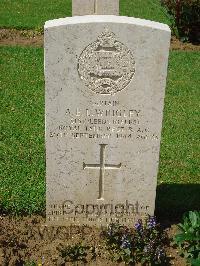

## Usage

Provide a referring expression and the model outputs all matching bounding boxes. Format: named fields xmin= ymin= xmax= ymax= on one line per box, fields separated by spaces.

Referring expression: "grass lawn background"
xmin=0 ymin=47 xmax=45 ymax=214
xmin=0 ymin=0 xmax=171 ymax=29
xmin=0 ymin=0 xmax=199 ymax=218
xmin=0 ymin=47 xmax=199 ymax=216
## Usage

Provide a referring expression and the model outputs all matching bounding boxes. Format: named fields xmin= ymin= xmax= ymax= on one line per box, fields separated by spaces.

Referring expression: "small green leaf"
xmin=174 ymin=233 xmax=187 ymax=243
xmin=189 ymin=211 xmax=198 ymax=227
xmin=124 ymin=248 xmax=131 ymax=256
xmin=190 ymin=258 xmax=200 ymax=266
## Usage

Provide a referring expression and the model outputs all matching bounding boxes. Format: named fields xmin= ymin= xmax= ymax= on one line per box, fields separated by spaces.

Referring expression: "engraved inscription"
xmin=78 ymin=29 xmax=135 ymax=95
xmin=47 ymin=200 xmax=149 ymax=226
xmin=49 ymin=101 xmax=159 ymax=141
xmin=83 ymin=144 xmax=121 ymax=200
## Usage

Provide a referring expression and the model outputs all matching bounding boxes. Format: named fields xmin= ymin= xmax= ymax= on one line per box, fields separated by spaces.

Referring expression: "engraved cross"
xmin=83 ymin=144 xmax=122 ymax=200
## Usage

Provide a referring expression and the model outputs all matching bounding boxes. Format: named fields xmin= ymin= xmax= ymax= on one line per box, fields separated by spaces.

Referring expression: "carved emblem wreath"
xmin=78 ymin=29 xmax=135 ymax=95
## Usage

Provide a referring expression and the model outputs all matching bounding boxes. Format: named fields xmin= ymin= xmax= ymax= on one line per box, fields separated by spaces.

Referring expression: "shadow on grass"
xmin=155 ymin=184 xmax=200 ymax=224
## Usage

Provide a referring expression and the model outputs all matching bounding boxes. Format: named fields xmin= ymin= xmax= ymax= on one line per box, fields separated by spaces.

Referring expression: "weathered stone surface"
xmin=72 ymin=0 xmax=119 ymax=16
xmin=72 ymin=0 xmax=95 ymax=16
xmin=45 ymin=15 xmax=171 ymax=227
xmin=96 ymin=0 xmax=119 ymax=15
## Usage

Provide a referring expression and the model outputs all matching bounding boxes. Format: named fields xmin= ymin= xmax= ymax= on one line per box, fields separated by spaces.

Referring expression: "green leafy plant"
xmin=134 ymin=217 xmax=168 ymax=265
xmin=161 ymin=0 xmax=200 ymax=43
xmin=58 ymin=243 xmax=93 ymax=263
xmin=23 ymin=261 xmax=37 ymax=266
xmin=102 ymin=216 xmax=168 ymax=265
xmin=174 ymin=211 xmax=200 ymax=266
xmin=101 ymin=223 xmax=134 ymax=263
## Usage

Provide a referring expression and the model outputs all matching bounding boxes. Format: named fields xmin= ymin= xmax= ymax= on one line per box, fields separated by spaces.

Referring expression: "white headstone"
xmin=45 ymin=15 xmax=171 ymax=226
xmin=72 ymin=0 xmax=95 ymax=16
xmin=72 ymin=0 xmax=119 ymax=16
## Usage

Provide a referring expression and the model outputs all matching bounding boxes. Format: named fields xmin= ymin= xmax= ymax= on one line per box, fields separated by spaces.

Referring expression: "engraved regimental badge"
xmin=78 ymin=29 xmax=135 ymax=95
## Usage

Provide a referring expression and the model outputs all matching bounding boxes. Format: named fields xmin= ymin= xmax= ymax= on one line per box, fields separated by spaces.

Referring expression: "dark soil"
xmin=0 ymin=29 xmax=43 ymax=47
xmin=0 ymin=29 xmax=200 ymax=51
xmin=0 ymin=214 xmax=186 ymax=266
xmin=170 ymin=36 xmax=200 ymax=51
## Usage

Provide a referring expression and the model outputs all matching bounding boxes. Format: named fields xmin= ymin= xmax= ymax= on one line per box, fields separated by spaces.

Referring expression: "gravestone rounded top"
xmin=44 ymin=15 xmax=171 ymax=33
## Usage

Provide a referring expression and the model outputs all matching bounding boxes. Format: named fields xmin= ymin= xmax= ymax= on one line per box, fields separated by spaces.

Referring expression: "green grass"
xmin=0 ymin=0 xmax=72 ymax=29
xmin=157 ymin=51 xmax=200 ymax=218
xmin=0 ymin=0 xmax=171 ymax=29
xmin=159 ymin=51 xmax=200 ymax=185
xmin=0 ymin=47 xmax=45 ymax=214
xmin=0 ymin=47 xmax=199 ymax=215
xmin=120 ymin=0 xmax=171 ymax=25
